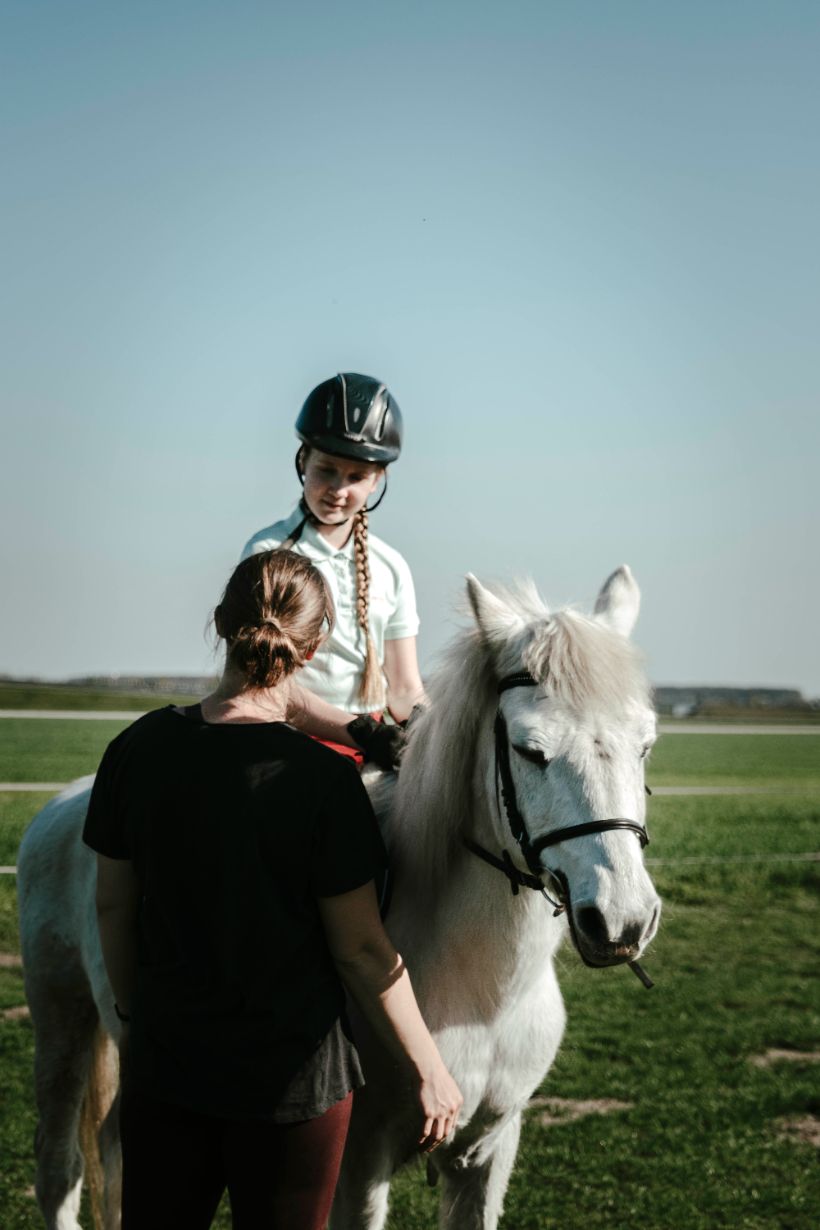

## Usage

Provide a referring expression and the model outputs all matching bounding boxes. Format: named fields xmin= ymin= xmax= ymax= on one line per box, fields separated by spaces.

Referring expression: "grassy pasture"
xmin=0 ymin=742 xmax=818 ymax=1228
xmin=0 ymin=682 xmax=204 ymax=712
xmin=648 ymin=733 xmax=820 ymax=790
xmin=0 ymin=718 xmax=133 ymax=782
xmin=1 ymin=716 xmax=819 ymax=789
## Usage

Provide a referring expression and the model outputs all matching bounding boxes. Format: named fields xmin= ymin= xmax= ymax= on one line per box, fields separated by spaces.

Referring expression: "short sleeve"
xmin=384 ymin=552 xmax=420 ymax=641
xmin=310 ymin=760 xmax=388 ymax=897
xmin=240 ymin=533 xmax=275 ymax=562
xmin=240 ymin=516 xmax=291 ymax=562
xmin=82 ymin=740 xmax=130 ymax=859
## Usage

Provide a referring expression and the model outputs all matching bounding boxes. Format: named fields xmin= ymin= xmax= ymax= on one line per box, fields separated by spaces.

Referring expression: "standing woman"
xmin=242 ymin=373 xmax=425 ymax=765
xmin=83 ymin=549 xmax=461 ymax=1230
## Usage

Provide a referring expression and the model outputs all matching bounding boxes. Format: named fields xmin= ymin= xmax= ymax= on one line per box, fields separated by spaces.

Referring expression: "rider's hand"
xmin=415 ymin=1061 xmax=463 ymax=1153
xmin=346 ymin=716 xmax=406 ymax=770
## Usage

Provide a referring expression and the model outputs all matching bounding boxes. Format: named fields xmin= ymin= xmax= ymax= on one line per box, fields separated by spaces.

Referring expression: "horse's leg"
xmin=78 ymin=1029 xmax=121 ymax=1230
xmin=329 ymin=1144 xmax=394 ymax=1230
xmin=97 ymin=1085 xmax=123 ymax=1230
xmin=329 ymin=1096 xmax=396 ymax=1230
xmin=437 ymin=1113 xmax=521 ymax=1230
xmin=29 ymin=981 xmax=101 ymax=1230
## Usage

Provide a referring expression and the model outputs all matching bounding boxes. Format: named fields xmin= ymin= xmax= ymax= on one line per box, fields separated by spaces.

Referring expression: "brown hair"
xmin=352 ymin=508 xmax=384 ymax=709
xmin=215 ymin=550 xmax=334 ymax=689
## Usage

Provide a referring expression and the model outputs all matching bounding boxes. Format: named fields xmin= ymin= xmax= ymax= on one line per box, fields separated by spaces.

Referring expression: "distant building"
xmin=2 ymin=672 xmax=815 ymax=713
xmin=653 ymin=686 xmax=811 ymax=716
xmin=69 ymin=675 xmax=217 ymax=695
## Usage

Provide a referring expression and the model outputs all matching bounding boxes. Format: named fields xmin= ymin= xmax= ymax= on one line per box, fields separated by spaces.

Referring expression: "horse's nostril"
xmin=576 ymin=906 xmax=609 ymax=948
xmin=576 ymin=908 xmax=646 ymax=953
xmin=617 ymin=921 xmax=643 ymax=949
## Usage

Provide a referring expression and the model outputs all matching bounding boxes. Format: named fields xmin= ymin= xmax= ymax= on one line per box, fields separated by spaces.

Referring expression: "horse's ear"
xmin=593 ymin=565 xmax=641 ymax=638
xmin=466 ymin=574 xmax=525 ymax=653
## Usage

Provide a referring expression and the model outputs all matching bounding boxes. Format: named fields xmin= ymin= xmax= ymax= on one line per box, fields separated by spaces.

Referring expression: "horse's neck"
xmin=388 ymin=733 xmax=565 ymax=1012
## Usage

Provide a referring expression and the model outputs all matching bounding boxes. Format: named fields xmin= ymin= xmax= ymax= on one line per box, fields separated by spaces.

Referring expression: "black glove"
xmin=346 ymin=715 xmax=406 ymax=771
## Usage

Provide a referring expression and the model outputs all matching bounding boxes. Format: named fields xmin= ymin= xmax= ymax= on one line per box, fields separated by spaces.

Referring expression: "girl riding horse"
xmin=241 ymin=372 xmax=425 ymax=768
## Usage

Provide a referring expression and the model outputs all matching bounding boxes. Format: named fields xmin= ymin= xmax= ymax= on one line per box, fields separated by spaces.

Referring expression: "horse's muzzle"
xmin=557 ymin=874 xmax=661 ymax=968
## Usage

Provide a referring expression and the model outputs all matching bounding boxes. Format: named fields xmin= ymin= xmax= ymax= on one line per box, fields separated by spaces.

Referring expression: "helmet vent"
xmin=374 ymin=385 xmax=387 ymax=440
xmin=295 ymin=372 xmax=402 ymax=463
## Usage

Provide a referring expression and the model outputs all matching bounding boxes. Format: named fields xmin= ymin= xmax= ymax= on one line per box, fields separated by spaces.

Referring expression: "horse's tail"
xmin=79 ymin=1024 xmax=120 ymax=1230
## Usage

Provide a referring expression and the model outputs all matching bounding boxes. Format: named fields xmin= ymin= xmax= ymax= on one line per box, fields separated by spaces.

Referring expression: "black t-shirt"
xmin=83 ymin=705 xmax=387 ymax=1122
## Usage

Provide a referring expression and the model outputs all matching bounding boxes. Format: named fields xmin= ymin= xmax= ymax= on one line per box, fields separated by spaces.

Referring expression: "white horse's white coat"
xmin=17 ymin=567 xmax=660 ymax=1230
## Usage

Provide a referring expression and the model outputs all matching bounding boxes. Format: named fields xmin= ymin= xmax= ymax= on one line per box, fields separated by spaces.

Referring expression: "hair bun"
xmin=215 ymin=550 xmax=335 ymax=689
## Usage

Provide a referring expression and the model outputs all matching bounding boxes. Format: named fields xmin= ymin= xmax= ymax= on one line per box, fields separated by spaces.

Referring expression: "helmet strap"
xmin=294 ymin=447 xmax=306 ymax=488
xmin=366 ymin=470 xmax=389 ymax=513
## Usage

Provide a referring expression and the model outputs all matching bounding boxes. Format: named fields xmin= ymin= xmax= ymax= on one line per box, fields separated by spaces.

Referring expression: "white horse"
xmin=17 ymin=565 xmax=660 ymax=1230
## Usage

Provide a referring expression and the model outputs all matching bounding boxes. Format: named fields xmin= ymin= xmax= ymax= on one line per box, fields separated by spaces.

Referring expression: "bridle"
xmin=464 ymin=670 xmax=654 ymax=989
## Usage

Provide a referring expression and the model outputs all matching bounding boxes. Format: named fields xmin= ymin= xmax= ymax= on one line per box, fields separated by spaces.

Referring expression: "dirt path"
xmin=651 ymin=785 xmax=818 ymax=795
xmin=0 ymin=782 xmax=74 ymax=791
xmin=659 ymin=723 xmax=820 ymax=735
xmin=0 ymin=709 xmax=141 ymax=720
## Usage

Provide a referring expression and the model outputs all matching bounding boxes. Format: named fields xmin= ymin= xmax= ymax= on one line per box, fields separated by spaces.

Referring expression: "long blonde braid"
xmin=352 ymin=508 xmax=385 ymax=709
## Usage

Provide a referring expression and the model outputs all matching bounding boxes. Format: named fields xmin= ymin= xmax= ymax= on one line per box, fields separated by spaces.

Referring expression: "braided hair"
xmin=294 ymin=446 xmax=386 ymax=709
xmin=352 ymin=508 xmax=385 ymax=709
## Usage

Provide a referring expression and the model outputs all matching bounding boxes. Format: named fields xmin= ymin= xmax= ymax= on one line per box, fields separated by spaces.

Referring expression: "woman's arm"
xmin=318 ymin=882 xmax=462 ymax=1151
xmin=285 ymin=683 xmax=360 ymax=747
xmin=383 ymin=637 xmax=426 ymax=724
xmin=287 ymin=682 xmax=406 ymax=769
xmin=95 ymin=854 xmax=140 ymax=1016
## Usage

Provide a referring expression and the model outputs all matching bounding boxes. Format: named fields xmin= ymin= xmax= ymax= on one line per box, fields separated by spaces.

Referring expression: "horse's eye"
xmin=514 ymin=745 xmax=550 ymax=767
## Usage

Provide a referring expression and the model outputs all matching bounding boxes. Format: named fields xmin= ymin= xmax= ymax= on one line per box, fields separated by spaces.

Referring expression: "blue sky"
xmin=2 ymin=1 xmax=819 ymax=694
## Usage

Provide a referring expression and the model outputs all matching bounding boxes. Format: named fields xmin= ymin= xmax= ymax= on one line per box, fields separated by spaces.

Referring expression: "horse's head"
xmin=467 ymin=566 xmax=661 ymax=969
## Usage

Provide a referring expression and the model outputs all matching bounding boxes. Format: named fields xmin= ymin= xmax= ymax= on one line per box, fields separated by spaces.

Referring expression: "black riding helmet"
xmin=295 ymin=373 xmax=403 ymax=465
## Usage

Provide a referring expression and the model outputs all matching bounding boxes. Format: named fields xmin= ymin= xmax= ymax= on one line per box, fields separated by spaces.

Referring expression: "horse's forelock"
xmin=523 ymin=611 xmax=650 ymax=711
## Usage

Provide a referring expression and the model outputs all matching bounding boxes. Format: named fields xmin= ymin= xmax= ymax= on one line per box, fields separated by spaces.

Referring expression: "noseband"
xmin=463 ymin=670 xmax=654 ymax=989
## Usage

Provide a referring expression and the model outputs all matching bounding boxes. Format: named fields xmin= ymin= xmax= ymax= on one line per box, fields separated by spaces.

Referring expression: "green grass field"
xmin=0 ymin=720 xmax=131 ymax=783
xmin=2 ymin=717 xmax=819 ymax=789
xmin=1 ymin=736 xmax=818 ymax=1229
xmin=648 ymin=733 xmax=820 ymax=790
xmin=0 ymin=682 xmax=210 ymax=712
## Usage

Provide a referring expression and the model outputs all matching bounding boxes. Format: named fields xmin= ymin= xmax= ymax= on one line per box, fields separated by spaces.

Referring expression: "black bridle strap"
xmin=531 ymin=819 xmax=649 ymax=853
xmin=494 ymin=709 xmax=535 ymax=869
xmin=492 ymin=673 xmax=650 ymax=877
xmin=463 ymin=838 xmax=549 ymax=896
xmin=463 ymin=837 xmax=566 ymax=912
xmin=479 ymin=669 xmax=655 ymax=989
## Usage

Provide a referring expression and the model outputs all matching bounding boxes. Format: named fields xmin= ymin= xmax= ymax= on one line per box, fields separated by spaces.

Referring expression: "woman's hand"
xmin=416 ymin=1060 xmax=463 ymax=1152
xmin=318 ymin=883 xmax=462 ymax=1150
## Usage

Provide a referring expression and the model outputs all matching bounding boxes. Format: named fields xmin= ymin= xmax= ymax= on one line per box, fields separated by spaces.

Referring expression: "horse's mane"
xmin=386 ymin=579 xmax=650 ymax=893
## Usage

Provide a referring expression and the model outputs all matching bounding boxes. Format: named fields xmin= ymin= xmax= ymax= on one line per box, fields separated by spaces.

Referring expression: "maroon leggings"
xmin=119 ymin=1086 xmax=353 ymax=1229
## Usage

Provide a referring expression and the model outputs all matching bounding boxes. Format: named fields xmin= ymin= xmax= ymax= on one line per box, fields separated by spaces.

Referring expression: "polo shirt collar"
xmin=284 ymin=504 xmax=355 ymax=561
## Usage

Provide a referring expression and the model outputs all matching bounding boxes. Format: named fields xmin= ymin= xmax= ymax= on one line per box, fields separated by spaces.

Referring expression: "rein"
xmin=464 ymin=670 xmax=654 ymax=989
